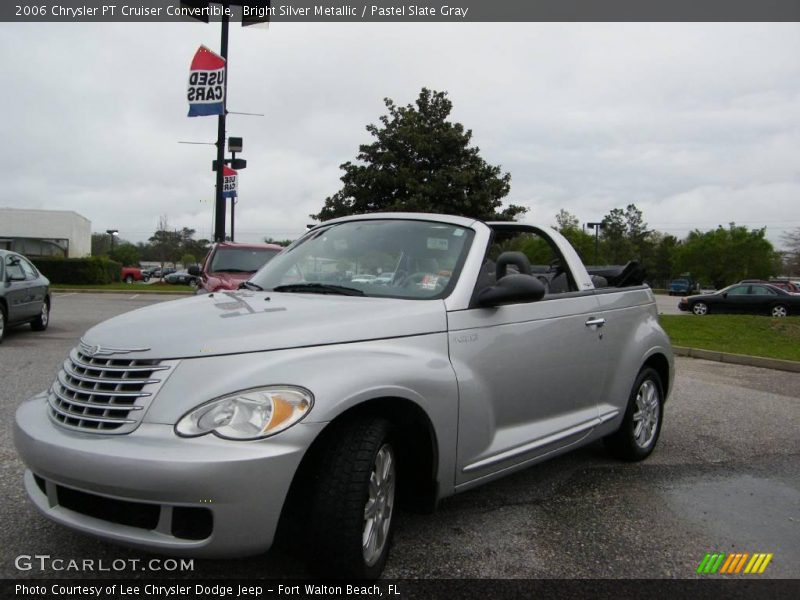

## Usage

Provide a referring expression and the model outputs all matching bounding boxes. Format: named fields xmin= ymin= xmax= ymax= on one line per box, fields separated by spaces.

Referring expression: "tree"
xmin=649 ymin=233 xmax=680 ymax=287
xmin=600 ymin=204 xmax=652 ymax=265
xmin=312 ymin=88 xmax=526 ymax=222
xmin=781 ymin=227 xmax=800 ymax=275
xmin=181 ymin=253 xmax=197 ymax=268
xmin=553 ymin=210 xmax=596 ymax=264
xmin=601 ymin=207 xmax=633 ymax=264
xmin=91 ymin=233 xmax=112 ymax=256
xmin=110 ymin=242 xmax=140 ymax=267
xmin=148 ymin=215 xmax=181 ymax=265
xmin=674 ymin=224 xmax=777 ymax=289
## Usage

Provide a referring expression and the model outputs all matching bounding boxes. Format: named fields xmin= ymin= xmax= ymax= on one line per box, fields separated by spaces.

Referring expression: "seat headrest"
xmin=496 ymin=251 xmax=532 ymax=279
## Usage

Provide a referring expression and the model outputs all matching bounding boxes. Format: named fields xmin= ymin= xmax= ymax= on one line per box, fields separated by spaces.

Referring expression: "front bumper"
xmin=14 ymin=393 xmax=325 ymax=558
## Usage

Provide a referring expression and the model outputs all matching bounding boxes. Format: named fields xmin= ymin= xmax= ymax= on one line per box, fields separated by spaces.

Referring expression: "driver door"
xmin=449 ymin=230 xmax=608 ymax=488
xmin=4 ymin=255 xmax=32 ymax=323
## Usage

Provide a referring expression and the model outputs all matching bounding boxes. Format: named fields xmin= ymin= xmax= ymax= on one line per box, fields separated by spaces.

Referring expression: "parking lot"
xmin=0 ymin=292 xmax=798 ymax=579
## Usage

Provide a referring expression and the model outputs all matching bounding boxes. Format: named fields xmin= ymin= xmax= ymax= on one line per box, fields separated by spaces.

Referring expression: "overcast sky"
xmin=1 ymin=22 xmax=798 ymax=247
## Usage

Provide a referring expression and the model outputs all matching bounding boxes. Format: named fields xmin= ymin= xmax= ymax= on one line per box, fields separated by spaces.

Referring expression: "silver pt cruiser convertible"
xmin=15 ymin=213 xmax=673 ymax=578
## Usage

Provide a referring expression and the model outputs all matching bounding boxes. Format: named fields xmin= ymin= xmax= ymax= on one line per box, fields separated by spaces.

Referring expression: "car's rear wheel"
xmin=0 ymin=303 xmax=7 ymax=344
xmin=306 ymin=417 xmax=396 ymax=579
xmin=125 ymin=275 xmax=134 ymax=284
xmin=604 ymin=367 xmax=664 ymax=461
xmin=692 ymin=302 xmax=708 ymax=316
xmin=771 ymin=304 xmax=788 ymax=318
xmin=30 ymin=298 xmax=49 ymax=331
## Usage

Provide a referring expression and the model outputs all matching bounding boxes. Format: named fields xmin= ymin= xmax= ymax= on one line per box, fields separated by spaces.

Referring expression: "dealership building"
xmin=0 ymin=208 xmax=91 ymax=258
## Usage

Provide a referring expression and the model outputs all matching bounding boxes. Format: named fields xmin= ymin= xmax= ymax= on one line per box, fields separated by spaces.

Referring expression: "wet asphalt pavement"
xmin=0 ymin=292 xmax=797 ymax=580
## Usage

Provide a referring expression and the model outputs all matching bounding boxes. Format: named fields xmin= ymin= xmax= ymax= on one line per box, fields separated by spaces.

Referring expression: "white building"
xmin=0 ymin=208 xmax=91 ymax=258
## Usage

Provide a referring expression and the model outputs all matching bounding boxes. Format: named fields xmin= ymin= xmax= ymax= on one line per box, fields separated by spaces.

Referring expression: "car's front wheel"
xmin=771 ymin=304 xmax=788 ymax=318
xmin=692 ymin=302 xmax=708 ymax=316
xmin=306 ymin=417 xmax=396 ymax=579
xmin=31 ymin=298 xmax=49 ymax=331
xmin=604 ymin=367 xmax=664 ymax=461
xmin=125 ymin=275 xmax=134 ymax=284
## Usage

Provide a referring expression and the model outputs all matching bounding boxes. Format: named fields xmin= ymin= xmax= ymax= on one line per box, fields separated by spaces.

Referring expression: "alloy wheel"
xmin=771 ymin=305 xmax=788 ymax=318
xmin=632 ymin=379 xmax=660 ymax=449
xmin=363 ymin=443 xmax=396 ymax=567
xmin=692 ymin=303 xmax=708 ymax=316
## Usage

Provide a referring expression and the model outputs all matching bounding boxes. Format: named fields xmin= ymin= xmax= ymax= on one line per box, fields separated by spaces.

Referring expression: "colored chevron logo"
xmin=696 ymin=552 xmax=774 ymax=574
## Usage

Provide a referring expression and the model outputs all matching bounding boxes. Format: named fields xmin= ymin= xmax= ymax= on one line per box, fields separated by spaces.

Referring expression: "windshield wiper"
xmin=272 ymin=283 xmax=365 ymax=296
xmin=239 ymin=281 xmax=264 ymax=291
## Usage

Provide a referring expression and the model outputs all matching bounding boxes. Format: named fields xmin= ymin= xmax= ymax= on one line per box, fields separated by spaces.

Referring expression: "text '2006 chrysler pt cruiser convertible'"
xmin=15 ymin=213 xmax=673 ymax=579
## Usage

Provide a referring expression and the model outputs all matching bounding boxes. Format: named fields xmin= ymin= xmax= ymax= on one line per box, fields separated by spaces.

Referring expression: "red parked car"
xmin=190 ymin=242 xmax=283 ymax=293
xmin=120 ymin=266 xmax=148 ymax=284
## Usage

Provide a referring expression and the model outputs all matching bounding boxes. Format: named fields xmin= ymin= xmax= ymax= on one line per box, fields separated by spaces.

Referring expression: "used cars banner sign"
xmin=222 ymin=166 xmax=237 ymax=198
xmin=187 ymin=45 xmax=225 ymax=117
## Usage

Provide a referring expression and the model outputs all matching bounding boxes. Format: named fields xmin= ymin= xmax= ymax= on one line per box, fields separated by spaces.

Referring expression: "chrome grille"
xmin=48 ymin=347 xmax=176 ymax=434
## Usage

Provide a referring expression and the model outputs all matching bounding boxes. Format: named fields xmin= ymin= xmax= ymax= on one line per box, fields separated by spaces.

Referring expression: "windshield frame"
xmin=249 ymin=218 xmax=477 ymax=301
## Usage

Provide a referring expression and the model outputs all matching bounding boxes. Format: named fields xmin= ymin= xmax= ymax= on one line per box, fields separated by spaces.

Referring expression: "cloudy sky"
xmin=1 ymin=22 xmax=798 ymax=247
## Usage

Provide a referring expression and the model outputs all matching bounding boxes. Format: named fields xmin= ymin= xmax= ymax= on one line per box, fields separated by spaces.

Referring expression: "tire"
xmin=125 ymin=275 xmax=134 ymax=284
xmin=771 ymin=304 xmax=788 ymax=318
xmin=604 ymin=367 xmax=664 ymax=461
xmin=0 ymin=303 xmax=6 ymax=344
xmin=30 ymin=298 xmax=50 ymax=331
xmin=692 ymin=302 xmax=708 ymax=316
xmin=306 ymin=417 xmax=397 ymax=579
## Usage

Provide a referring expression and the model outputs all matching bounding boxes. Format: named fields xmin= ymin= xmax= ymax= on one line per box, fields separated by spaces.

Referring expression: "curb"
xmin=673 ymin=346 xmax=800 ymax=374
xmin=53 ymin=289 xmax=194 ymax=296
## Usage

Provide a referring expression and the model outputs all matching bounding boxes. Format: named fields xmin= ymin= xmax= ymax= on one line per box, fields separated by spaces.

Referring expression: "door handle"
xmin=585 ymin=317 xmax=606 ymax=328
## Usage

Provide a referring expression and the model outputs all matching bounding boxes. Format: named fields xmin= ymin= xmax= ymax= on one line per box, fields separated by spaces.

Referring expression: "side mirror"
xmin=188 ymin=265 xmax=201 ymax=276
xmin=477 ymin=274 xmax=546 ymax=307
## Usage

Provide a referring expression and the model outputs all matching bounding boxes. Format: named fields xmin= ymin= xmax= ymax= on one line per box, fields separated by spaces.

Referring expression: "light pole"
xmin=228 ymin=136 xmax=243 ymax=242
xmin=586 ymin=222 xmax=604 ymax=265
xmin=106 ymin=229 xmax=119 ymax=253
xmin=182 ymin=2 xmax=267 ymax=243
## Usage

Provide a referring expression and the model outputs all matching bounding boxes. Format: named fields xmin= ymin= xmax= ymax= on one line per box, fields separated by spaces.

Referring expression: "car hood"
xmin=81 ymin=291 xmax=447 ymax=359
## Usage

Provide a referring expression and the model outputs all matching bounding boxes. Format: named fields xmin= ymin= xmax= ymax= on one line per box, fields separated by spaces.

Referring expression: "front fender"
xmin=142 ymin=333 xmax=460 ymax=495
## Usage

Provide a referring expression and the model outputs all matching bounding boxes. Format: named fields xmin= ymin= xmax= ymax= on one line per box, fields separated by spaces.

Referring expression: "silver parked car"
xmin=0 ymin=250 xmax=51 ymax=343
xmin=15 ymin=214 xmax=673 ymax=578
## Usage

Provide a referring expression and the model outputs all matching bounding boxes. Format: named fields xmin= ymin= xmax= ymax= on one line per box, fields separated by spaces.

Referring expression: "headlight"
xmin=175 ymin=386 xmax=313 ymax=440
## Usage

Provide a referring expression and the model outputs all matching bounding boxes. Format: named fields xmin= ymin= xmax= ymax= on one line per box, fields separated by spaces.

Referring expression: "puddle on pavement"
xmin=663 ymin=473 xmax=799 ymax=569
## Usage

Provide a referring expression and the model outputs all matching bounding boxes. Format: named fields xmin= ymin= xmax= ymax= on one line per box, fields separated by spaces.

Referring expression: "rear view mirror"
xmin=477 ymin=275 xmax=546 ymax=307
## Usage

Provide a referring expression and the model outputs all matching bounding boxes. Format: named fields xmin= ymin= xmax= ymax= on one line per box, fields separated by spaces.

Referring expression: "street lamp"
xmin=586 ymin=222 xmax=604 ymax=265
xmin=106 ymin=229 xmax=119 ymax=252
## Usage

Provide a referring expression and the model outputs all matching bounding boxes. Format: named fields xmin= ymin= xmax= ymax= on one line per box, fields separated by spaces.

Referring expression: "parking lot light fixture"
xmin=106 ymin=229 xmax=119 ymax=251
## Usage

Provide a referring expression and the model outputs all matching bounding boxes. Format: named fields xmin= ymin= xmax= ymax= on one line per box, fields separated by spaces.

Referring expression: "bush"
xmin=32 ymin=257 xmax=122 ymax=284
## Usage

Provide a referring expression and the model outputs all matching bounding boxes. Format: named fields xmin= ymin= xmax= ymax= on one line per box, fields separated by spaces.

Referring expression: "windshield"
xmin=249 ymin=219 xmax=475 ymax=299
xmin=210 ymin=247 xmax=280 ymax=273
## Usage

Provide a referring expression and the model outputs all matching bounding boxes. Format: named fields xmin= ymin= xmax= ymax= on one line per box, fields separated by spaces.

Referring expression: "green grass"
xmin=52 ymin=282 xmax=194 ymax=293
xmin=660 ymin=314 xmax=800 ymax=362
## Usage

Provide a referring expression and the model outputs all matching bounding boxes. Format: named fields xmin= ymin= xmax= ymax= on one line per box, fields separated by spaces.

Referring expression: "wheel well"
xmin=277 ymin=397 xmax=439 ymax=544
xmin=643 ymin=353 xmax=670 ymax=399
